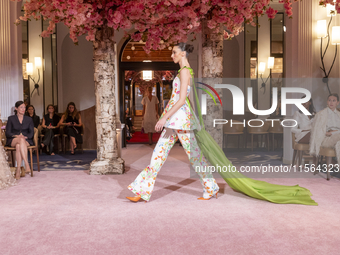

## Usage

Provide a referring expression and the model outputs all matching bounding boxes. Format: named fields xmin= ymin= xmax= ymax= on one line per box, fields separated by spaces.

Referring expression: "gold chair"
xmin=62 ymin=123 xmax=85 ymax=154
xmin=313 ymin=147 xmax=336 ymax=181
xmin=247 ymin=120 xmax=270 ymax=151
xmin=269 ymin=120 xmax=283 ymax=150
xmin=223 ymin=120 xmax=244 ymax=149
xmin=291 ymin=133 xmax=309 ymax=168
xmin=4 ymin=128 xmax=40 ymax=176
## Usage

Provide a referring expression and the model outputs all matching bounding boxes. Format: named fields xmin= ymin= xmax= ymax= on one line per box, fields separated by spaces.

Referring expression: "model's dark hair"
xmin=14 ymin=100 xmax=25 ymax=114
xmin=176 ymin=42 xmax=194 ymax=57
xmin=299 ymin=96 xmax=316 ymax=118
xmin=328 ymin=93 xmax=339 ymax=102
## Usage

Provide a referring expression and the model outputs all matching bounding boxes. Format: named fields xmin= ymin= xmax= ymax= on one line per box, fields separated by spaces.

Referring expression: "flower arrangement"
xmin=12 ymin=0 xmax=306 ymax=52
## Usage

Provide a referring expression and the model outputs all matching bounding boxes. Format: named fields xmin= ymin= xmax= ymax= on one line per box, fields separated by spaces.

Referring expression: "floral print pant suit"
xmin=128 ymin=68 xmax=219 ymax=201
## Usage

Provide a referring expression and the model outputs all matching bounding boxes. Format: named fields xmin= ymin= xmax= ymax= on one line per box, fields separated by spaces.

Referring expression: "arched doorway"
xmin=119 ymin=39 xmax=178 ymax=146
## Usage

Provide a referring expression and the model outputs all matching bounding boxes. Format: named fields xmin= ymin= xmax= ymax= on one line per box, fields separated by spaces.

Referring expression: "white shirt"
xmin=291 ymin=111 xmax=314 ymax=142
xmin=326 ymin=107 xmax=340 ymax=134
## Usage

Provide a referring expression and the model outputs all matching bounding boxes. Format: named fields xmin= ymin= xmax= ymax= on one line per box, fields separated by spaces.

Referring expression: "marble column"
xmin=89 ymin=27 xmax=124 ymax=175
xmin=201 ymin=22 xmax=223 ymax=148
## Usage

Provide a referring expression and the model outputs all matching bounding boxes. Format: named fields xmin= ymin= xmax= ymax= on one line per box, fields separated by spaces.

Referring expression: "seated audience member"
xmin=41 ymin=104 xmax=61 ymax=155
xmin=26 ymin=105 xmax=40 ymax=128
xmin=5 ymin=101 xmax=34 ymax=179
xmin=58 ymin=102 xmax=82 ymax=155
xmin=291 ymin=97 xmax=316 ymax=144
xmin=310 ymin=93 xmax=340 ymax=163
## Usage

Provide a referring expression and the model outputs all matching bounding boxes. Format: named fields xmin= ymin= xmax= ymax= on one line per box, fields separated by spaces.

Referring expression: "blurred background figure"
xmin=142 ymin=86 xmax=159 ymax=145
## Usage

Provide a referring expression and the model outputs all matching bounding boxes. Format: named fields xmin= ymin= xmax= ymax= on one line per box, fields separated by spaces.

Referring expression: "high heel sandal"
xmin=197 ymin=191 xmax=218 ymax=200
xmin=24 ymin=166 xmax=31 ymax=175
xmin=15 ymin=169 xmax=21 ymax=180
xmin=126 ymin=195 xmax=147 ymax=203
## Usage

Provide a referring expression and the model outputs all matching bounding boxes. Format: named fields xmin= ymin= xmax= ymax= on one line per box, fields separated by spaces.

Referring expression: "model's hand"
xmin=326 ymin=132 xmax=332 ymax=137
xmin=155 ymin=118 xmax=166 ymax=132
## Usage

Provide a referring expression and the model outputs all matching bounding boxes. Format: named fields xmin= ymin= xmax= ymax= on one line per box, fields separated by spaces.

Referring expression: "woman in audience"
xmin=310 ymin=93 xmax=340 ymax=163
xmin=58 ymin=102 xmax=82 ymax=155
xmin=5 ymin=101 xmax=34 ymax=179
xmin=291 ymin=96 xmax=316 ymax=144
xmin=142 ymin=86 xmax=159 ymax=145
xmin=26 ymin=105 xmax=40 ymax=128
xmin=41 ymin=104 xmax=61 ymax=155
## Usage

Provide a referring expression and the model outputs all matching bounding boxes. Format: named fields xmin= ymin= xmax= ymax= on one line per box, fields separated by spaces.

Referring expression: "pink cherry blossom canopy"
xmin=13 ymin=0 xmax=339 ymax=51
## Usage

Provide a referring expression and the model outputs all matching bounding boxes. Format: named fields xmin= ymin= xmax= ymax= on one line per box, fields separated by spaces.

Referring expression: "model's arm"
xmin=155 ymin=69 xmax=190 ymax=131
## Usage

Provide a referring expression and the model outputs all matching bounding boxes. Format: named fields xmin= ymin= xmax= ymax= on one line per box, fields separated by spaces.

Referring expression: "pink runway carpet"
xmin=1 ymin=144 xmax=340 ymax=255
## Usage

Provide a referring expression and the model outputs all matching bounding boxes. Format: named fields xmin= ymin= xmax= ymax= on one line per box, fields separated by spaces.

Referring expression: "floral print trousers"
xmin=128 ymin=128 xmax=219 ymax=201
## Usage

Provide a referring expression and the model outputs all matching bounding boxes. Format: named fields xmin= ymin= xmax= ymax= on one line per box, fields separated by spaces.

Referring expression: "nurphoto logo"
xmin=200 ymin=84 xmax=312 ymax=128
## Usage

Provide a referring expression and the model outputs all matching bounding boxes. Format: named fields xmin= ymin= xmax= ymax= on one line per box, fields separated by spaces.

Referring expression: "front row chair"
xmin=247 ymin=120 xmax=270 ymax=151
xmin=223 ymin=120 xmax=245 ymax=149
xmin=313 ymin=147 xmax=336 ymax=181
xmin=291 ymin=133 xmax=310 ymax=169
xmin=269 ymin=120 xmax=283 ymax=150
xmin=4 ymin=128 xmax=40 ymax=176
xmin=62 ymin=123 xmax=85 ymax=154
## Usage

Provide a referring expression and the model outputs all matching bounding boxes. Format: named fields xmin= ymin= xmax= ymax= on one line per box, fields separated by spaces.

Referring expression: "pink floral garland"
xmin=12 ymin=0 xmax=305 ymax=52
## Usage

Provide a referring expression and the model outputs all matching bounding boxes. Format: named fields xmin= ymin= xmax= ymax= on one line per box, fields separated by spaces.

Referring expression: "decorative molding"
xmin=297 ymin=0 xmax=313 ymax=77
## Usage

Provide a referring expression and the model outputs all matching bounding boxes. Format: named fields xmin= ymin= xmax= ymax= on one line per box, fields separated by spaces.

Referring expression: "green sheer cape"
xmin=181 ymin=66 xmax=317 ymax=206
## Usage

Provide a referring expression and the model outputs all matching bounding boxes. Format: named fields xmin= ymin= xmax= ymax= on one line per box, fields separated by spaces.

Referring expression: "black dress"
xmin=64 ymin=115 xmax=83 ymax=144
xmin=42 ymin=114 xmax=61 ymax=153
xmin=28 ymin=115 xmax=40 ymax=128
xmin=5 ymin=115 xmax=34 ymax=146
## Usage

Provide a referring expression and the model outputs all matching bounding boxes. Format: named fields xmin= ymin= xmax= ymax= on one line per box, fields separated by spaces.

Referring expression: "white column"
xmin=0 ymin=0 xmax=22 ymax=120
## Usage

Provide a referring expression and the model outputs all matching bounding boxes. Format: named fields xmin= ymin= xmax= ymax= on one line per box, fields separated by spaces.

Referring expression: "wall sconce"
xmin=317 ymin=11 xmax=339 ymax=94
xmin=258 ymin=57 xmax=274 ymax=94
xmin=26 ymin=57 xmax=42 ymax=97
xmin=142 ymin=70 xmax=153 ymax=81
